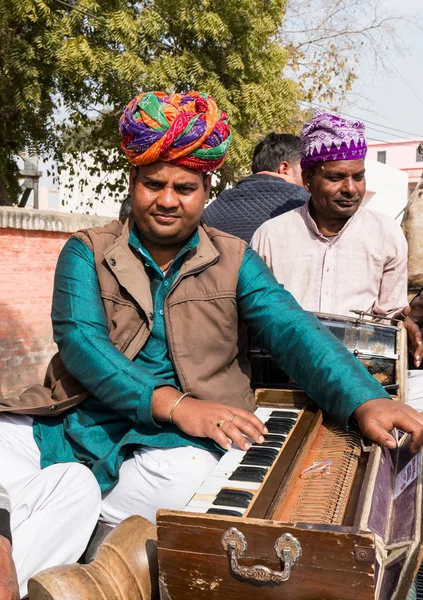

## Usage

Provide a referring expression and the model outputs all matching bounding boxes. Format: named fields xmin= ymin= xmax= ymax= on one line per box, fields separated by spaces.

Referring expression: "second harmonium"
xmin=248 ymin=312 xmax=408 ymax=403
xmin=157 ymin=389 xmax=423 ymax=600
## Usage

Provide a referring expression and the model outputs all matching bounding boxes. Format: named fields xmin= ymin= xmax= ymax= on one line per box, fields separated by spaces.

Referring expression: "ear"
xmin=128 ymin=166 xmax=138 ymax=194
xmin=302 ymin=168 xmax=313 ymax=193
xmin=278 ymin=161 xmax=290 ymax=175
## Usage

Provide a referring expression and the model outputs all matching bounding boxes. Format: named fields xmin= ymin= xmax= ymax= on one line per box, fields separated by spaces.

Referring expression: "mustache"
xmin=333 ymin=195 xmax=361 ymax=203
xmin=152 ymin=209 xmax=179 ymax=215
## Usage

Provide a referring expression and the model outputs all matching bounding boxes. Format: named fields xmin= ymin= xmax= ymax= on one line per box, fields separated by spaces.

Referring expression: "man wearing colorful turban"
xmin=2 ymin=94 xmax=423 ymax=597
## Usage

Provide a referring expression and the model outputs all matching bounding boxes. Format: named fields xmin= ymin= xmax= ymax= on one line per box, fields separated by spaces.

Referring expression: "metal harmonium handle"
xmin=221 ymin=527 xmax=302 ymax=583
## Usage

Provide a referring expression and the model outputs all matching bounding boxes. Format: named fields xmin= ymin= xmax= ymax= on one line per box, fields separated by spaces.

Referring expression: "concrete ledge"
xmin=0 ymin=206 xmax=113 ymax=233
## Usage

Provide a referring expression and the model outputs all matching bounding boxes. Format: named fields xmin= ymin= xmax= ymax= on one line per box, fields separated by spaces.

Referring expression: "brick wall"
xmin=0 ymin=207 xmax=112 ymax=398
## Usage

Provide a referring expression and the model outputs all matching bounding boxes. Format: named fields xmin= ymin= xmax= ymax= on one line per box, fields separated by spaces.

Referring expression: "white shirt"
xmin=251 ymin=202 xmax=408 ymax=319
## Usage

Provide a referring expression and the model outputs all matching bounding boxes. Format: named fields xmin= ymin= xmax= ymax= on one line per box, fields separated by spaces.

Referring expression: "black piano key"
xmin=266 ymin=421 xmax=293 ymax=434
xmin=266 ymin=417 xmax=295 ymax=426
xmin=244 ymin=449 xmax=279 ymax=461
xmin=264 ymin=434 xmax=287 ymax=442
xmin=270 ymin=411 xmax=298 ymax=420
xmin=245 ymin=446 xmax=279 ymax=456
xmin=213 ymin=489 xmax=254 ymax=508
xmin=229 ymin=466 xmax=267 ymax=482
xmin=266 ymin=417 xmax=293 ymax=427
xmin=251 ymin=441 xmax=282 ymax=449
xmin=207 ymin=508 xmax=243 ymax=517
xmin=266 ymin=417 xmax=297 ymax=425
xmin=242 ymin=450 xmax=278 ymax=462
xmin=216 ymin=489 xmax=254 ymax=501
xmin=240 ymin=453 xmax=275 ymax=467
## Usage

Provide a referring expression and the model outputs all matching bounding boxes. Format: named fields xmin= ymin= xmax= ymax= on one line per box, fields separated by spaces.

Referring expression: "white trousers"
xmin=406 ymin=370 xmax=423 ymax=412
xmin=101 ymin=444 xmax=219 ymax=526
xmin=0 ymin=414 xmax=219 ymax=597
xmin=0 ymin=414 xmax=101 ymax=598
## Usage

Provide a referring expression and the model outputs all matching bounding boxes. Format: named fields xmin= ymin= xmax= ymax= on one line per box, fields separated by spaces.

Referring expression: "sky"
xmin=345 ymin=0 xmax=423 ymax=142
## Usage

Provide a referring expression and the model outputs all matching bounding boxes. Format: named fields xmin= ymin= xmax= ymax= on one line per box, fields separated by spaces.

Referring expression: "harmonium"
xmin=157 ymin=389 xmax=423 ymax=600
xmin=248 ymin=311 xmax=408 ymax=403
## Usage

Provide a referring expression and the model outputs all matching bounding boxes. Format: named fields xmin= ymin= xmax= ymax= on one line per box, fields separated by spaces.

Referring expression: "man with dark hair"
xmin=2 ymin=94 xmax=423 ymax=598
xmin=252 ymin=111 xmax=409 ymax=321
xmin=203 ymin=132 xmax=308 ymax=242
xmin=251 ymin=132 xmax=303 ymax=177
xmin=252 ymin=110 xmax=422 ymax=366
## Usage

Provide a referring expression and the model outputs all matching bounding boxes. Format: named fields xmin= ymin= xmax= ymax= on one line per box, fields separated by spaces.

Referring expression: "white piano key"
xmin=254 ymin=406 xmax=300 ymax=424
xmin=192 ymin=478 xmax=261 ymax=495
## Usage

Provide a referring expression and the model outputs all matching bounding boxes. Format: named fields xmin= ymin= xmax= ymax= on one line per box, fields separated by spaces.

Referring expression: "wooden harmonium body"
xmin=249 ymin=312 xmax=408 ymax=403
xmin=157 ymin=389 xmax=423 ymax=600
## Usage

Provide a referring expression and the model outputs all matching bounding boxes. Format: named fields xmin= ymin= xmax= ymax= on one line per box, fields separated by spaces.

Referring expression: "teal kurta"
xmin=33 ymin=226 xmax=390 ymax=492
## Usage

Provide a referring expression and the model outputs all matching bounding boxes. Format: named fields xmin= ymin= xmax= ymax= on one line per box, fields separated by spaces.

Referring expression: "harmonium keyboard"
xmin=157 ymin=389 xmax=423 ymax=600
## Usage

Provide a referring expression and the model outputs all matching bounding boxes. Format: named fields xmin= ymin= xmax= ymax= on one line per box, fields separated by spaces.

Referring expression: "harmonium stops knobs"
xmin=221 ymin=526 xmax=302 ymax=584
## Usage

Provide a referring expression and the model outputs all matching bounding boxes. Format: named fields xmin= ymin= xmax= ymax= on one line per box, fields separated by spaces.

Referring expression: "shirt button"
xmin=164 ymin=281 xmax=169 ymax=288
xmin=145 ymin=262 xmax=150 ymax=268
xmin=159 ymin=309 xmax=164 ymax=316
xmin=149 ymin=312 xmax=154 ymax=320
xmin=109 ymin=258 xmax=116 ymax=266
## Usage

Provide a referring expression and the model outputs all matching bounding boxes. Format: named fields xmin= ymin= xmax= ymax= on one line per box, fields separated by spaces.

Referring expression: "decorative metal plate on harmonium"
xmin=248 ymin=311 xmax=408 ymax=402
xmin=157 ymin=389 xmax=423 ymax=600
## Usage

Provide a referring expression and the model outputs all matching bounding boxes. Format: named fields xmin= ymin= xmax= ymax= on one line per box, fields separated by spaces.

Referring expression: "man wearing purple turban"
xmin=252 ymin=109 xmax=422 ymax=370
xmin=2 ymin=97 xmax=423 ymax=598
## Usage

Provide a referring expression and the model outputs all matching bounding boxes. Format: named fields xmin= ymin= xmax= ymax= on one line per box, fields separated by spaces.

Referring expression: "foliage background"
xmin=0 ymin=0 xmax=408 ymax=205
xmin=1 ymin=0 xmax=301 ymax=203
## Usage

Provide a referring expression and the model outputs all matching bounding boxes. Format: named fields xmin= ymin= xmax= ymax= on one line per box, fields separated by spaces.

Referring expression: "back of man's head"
xmin=252 ymin=133 xmax=301 ymax=174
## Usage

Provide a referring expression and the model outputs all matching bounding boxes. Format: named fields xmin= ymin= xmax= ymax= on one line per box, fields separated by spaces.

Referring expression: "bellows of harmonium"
xmin=157 ymin=389 xmax=423 ymax=600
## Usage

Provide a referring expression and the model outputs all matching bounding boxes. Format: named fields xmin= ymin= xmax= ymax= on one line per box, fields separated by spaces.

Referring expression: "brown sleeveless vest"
xmin=1 ymin=220 xmax=255 ymax=416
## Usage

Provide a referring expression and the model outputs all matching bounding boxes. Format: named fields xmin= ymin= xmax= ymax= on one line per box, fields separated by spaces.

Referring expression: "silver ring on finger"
xmin=229 ymin=413 xmax=236 ymax=423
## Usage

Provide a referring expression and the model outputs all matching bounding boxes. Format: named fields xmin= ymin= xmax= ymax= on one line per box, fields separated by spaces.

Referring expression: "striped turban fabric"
xmin=120 ymin=91 xmax=232 ymax=172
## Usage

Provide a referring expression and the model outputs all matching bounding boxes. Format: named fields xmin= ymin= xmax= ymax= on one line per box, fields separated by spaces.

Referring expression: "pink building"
xmin=367 ymin=139 xmax=423 ymax=196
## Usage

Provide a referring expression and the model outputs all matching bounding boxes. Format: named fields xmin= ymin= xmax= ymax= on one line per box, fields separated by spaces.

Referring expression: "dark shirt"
xmin=203 ymin=173 xmax=309 ymax=243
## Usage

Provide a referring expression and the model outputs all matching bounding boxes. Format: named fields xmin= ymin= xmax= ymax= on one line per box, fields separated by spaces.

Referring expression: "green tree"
xmin=0 ymin=0 xmax=300 ymax=203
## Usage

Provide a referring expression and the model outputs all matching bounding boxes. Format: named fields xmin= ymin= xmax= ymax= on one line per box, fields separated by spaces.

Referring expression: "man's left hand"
xmin=396 ymin=305 xmax=423 ymax=368
xmin=353 ymin=398 xmax=423 ymax=453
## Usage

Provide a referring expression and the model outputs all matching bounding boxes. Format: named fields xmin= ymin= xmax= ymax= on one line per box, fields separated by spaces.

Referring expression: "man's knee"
xmin=54 ymin=463 xmax=101 ymax=512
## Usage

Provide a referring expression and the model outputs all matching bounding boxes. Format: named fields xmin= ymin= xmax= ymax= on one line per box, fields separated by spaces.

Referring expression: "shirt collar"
xmin=300 ymin=198 xmax=359 ymax=242
xmin=128 ymin=224 xmax=200 ymax=273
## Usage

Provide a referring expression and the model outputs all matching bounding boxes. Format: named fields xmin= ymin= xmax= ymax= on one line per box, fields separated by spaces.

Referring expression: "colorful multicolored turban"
xmin=301 ymin=109 xmax=367 ymax=169
xmin=119 ymin=91 xmax=232 ymax=172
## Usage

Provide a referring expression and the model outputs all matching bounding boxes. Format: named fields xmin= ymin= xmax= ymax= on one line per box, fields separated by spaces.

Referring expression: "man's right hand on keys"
xmin=152 ymin=386 xmax=267 ymax=450
xmin=171 ymin=398 xmax=268 ymax=450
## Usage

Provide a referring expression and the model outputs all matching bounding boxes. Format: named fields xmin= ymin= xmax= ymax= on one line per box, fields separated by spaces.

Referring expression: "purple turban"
xmin=301 ymin=109 xmax=367 ymax=169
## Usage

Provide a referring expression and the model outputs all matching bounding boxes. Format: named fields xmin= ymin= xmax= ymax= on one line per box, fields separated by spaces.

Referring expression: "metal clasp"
xmin=221 ymin=527 xmax=301 ymax=583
